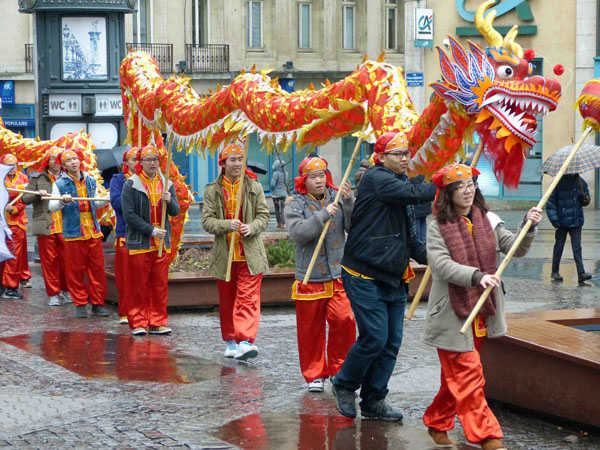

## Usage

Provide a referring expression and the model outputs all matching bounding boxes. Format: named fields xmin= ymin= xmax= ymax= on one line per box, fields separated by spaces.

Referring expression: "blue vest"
xmin=54 ymin=172 xmax=100 ymax=239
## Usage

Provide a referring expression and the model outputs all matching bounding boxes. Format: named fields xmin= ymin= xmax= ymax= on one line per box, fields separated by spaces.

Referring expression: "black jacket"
xmin=546 ymin=174 xmax=589 ymax=229
xmin=410 ymin=175 xmax=433 ymax=218
xmin=342 ymin=165 xmax=437 ymax=287
xmin=121 ymin=173 xmax=180 ymax=250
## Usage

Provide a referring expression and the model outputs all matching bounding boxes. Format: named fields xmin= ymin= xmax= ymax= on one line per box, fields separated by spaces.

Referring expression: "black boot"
xmin=360 ymin=398 xmax=403 ymax=422
xmin=332 ymin=384 xmax=357 ymax=418
xmin=551 ymin=272 xmax=563 ymax=281
xmin=578 ymin=272 xmax=592 ymax=283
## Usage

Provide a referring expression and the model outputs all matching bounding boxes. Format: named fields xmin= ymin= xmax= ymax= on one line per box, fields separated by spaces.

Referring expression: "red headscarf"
xmin=122 ymin=146 xmax=138 ymax=175
xmin=134 ymin=145 xmax=162 ymax=175
xmin=38 ymin=147 xmax=62 ymax=172
xmin=431 ymin=163 xmax=481 ymax=214
xmin=218 ymin=143 xmax=258 ymax=179
xmin=373 ymin=131 xmax=410 ymax=164
xmin=294 ymin=157 xmax=337 ymax=194
xmin=0 ymin=154 xmax=18 ymax=165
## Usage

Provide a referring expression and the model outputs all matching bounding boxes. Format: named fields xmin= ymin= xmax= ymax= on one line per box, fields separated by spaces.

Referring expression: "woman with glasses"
xmin=422 ymin=163 xmax=542 ymax=450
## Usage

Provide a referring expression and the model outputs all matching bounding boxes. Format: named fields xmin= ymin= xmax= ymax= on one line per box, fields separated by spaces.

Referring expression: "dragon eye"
xmin=497 ymin=65 xmax=515 ymax=79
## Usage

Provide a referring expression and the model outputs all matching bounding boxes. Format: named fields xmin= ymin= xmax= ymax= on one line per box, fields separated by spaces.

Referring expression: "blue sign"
xmin=3 ymin=119 xmax=35 ymax=128
xmin=278 ymin=78 xmax=296 ymax=93
xmin=414 ymin=40 xmax=433 ymax=48
xmin=1 ymin=81 xmax=15 ymax=105
xmin=406 ymin=73 xmax=424 ymax=87
xmin=456 ymin=0 xmax=532 ymax=22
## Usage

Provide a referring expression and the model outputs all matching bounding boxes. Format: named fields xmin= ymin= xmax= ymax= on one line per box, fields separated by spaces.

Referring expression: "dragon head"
xmin=429 ymin=1 xmax=561 ymax=186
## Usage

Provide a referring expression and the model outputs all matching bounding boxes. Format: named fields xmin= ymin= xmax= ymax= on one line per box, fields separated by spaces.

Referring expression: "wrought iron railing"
xmin=185 ymin=44 xmax=229 ymax=73
xmin=127 ymin=43 xmax=173 ymax=74
xmin=25 ymin=44 xmax=34 ymax=73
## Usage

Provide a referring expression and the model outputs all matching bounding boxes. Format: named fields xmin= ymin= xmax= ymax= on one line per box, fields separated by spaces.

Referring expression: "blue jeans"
xmin=333 ymin=270 xmax=407 ymax=401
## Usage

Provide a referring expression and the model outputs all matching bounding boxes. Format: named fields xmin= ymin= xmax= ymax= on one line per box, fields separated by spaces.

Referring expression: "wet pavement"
xmin=1 ymin=209 xmax=600 ymax=449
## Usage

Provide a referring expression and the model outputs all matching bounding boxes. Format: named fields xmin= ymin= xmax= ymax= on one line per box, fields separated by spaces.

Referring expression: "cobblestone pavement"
xmin=2 ymin=210 xmax=600 ymax=449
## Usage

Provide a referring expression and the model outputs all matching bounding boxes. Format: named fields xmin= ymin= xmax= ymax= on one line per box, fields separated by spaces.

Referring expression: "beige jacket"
xmin=423 ymin=212 xmax=536 ymax=352
xmin=201 ymin=174 xmax=270 ymax=279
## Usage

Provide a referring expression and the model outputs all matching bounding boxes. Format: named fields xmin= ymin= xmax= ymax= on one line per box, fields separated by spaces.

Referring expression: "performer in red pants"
xmin=1 ymin=154 xmax=30 ymax=299
xmin=22 ymin=147 xmax=70 ymax=306
xmin=284 ymin=156 xmax=356 ymax=392
xmin=121 ymin=145 xmax=179 ymax=336
xmin=49 ymin=149 xmax=109 ymax=318
xmin=109 ymin=147 xmax=138 ymax=324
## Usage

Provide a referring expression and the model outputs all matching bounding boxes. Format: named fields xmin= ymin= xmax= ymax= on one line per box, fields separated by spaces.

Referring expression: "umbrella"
xmin=540 ymin=143 xmax=600 ymax=176
xmin=94 ymin=145 xmax=132 ymax=171
xmin=247 ymin=160 xmax=268 ymax=174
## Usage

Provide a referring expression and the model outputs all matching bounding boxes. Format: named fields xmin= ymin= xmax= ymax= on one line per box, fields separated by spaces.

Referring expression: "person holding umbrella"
xmin=541 ymin=143 xmax=598 ymax=283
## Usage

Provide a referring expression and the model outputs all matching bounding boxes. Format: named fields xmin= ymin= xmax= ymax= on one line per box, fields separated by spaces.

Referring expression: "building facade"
xmin=1 ymin=1 xmax=596 ymax=205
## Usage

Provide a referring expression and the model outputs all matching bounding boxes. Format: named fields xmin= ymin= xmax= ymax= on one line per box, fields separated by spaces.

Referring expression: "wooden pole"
xmin=225 ymin=139 xmax=250 ymax=282
xmin=7 ymin=188 xmax=109 ymax=202
xmin=406 ymin=140 xmax=485 ymax=320
xmin=138 ymin=111 xmax=143 ymax=148
xmin=459 ymin=126 xmax=593 ymax=334
xmin=302 ymin=138 xmax=363 ymax=285
xmin=157 ymin=136 xmax=173 ymax=258
xmin=7 ymin=193 xmax=23 ymax=208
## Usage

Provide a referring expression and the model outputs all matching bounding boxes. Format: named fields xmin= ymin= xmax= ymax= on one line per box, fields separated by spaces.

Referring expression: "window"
xmin=133 ymin=0 xmax=149 ymax=44
xmin=192 ymin=0 xmax=208 ymax=45
xmin=342 ymin=1 xmax=355 ymax=50
xmin=246 ymin=1 xmax=263 ymax=48
xmin=298 ymin=1 xmax=312 ymax=49
xmin=342 ymin=136 xmax=371 ymax=185
xmin=385 ymin=0 xmax=397 ymax=51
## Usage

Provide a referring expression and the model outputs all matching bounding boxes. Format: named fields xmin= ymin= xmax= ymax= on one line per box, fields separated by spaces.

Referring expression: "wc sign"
xmin=414 ymin=9 xmax=433 ymax=47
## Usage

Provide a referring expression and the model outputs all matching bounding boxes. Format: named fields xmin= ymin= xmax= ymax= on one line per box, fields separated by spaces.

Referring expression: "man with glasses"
xmin=49 ymin=149 xmax=109 ymax=318
xmin=332 ymin=131 xmax=437 ymax=421
xmin=121 ymin=145 xmax=179 ymax=336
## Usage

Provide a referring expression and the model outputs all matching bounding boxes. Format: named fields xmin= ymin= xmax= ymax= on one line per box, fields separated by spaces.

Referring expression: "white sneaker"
xmin=48 ymin=295 xmax=61 ymax=306
xmin=223 ymin=340 xmax=237 ymax=358
xmin=60 ymin=291 xmax=73 ymax=303
xmin=308 ymin=378 xmax=325 ymax=393
xmin=234 ymin=340 xmax=258 ymax=361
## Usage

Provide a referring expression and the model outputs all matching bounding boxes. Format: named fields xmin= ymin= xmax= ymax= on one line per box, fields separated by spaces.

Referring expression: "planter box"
xmin=407 ymin=263 xmax=431 ymax=300
xmin=105 ymin=253 xmax=294 ymax=308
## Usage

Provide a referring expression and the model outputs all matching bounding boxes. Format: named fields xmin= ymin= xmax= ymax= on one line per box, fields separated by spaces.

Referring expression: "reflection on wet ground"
xmin=212 ymin=412 xmax=480 ymax=450
xmin=0 ymin=331 xmax=224 ymax=383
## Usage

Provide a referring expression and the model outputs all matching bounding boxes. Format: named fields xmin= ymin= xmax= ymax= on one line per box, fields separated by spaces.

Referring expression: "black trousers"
xmin=552 ymin=226 xmax=585 ymax=274
xmin=273 ymin=196 xmax=286 ymax=225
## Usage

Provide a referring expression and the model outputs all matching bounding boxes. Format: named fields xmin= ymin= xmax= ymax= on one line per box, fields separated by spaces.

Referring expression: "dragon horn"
xmin=475 ymin=0 xmax=503 ymax=49
xmin=503 ymin=25 xmax=523 ymax=58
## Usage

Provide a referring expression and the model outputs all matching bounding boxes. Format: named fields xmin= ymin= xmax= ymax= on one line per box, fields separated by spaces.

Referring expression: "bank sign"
xmin=456 ymin=0 xmax=536 ymax=37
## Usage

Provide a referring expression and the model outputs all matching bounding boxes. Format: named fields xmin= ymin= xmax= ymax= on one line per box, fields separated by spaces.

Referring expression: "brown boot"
xmin=428 ymin=428 xmax=453 ymax=448
xmin=481 ymin=438 xmax=507 ymax=450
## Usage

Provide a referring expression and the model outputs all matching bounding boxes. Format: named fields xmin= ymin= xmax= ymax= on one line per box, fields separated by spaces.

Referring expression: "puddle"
xmin=0 ymin=331 xmax=224 ymax=383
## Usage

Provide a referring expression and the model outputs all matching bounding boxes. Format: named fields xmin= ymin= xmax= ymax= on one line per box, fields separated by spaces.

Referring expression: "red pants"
xmin=217 ymin=261 xmax=262 ymax=343
xmin=114 ymin=239 xmax=130 ymax=316
xmin=295 ymin=290 xmax=356 ymax=383
xmin=423 ymin=337 xmax=503 ymax=444
xmin=63 ymin=237 xmax=107 ymax=306
xmin=38 ymin=234 xmax=68 ymax=296
xmin=1 ymin=226 xmax=31 ymax=288
xmin=125 ymin=250 xmax=169 ymax=329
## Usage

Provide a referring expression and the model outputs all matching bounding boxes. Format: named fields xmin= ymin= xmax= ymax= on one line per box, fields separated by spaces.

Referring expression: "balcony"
xmin=25 ymin=44 xmax=34 ymax=73
xmin=127 ymin=43 xmax=173 ymax=75
xmin=185 ymin=44 xmax=229 ymax=73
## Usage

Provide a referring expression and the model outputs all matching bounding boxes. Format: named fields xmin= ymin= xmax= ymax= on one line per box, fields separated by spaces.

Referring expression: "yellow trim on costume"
xmin=342 ymin=265 xmax=375 ymax=280
xmin=291 ymin=280 xmax=334 ymax=301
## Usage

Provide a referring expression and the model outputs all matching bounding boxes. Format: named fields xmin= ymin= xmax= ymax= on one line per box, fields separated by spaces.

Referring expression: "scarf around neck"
xmin=437 ymin=206 xmax=497 ymax=318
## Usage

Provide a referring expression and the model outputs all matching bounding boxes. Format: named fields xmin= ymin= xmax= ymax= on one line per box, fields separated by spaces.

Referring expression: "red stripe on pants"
xmin=295 ymin=289 xmax=356 ymax=383
xmin=423 ymin=337 xmax=503 ymax=444
xmin=114 ymin=240 xmax=130 ymax=316
xmin=63 ymin=237 xmax=107 ymax=306
xmin=1 ymin=226 xmax=29 ymax=288
xmin=217 ymin=261 xmax=262 ymax=343
xmin=38 ymin=234 xmax=68 ymax=296
xmin=125 ymin=250 xmax=169 ymax=329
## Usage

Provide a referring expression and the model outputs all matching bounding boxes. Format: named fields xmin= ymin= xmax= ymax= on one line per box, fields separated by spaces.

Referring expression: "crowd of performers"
xmin=2 ymin=130 xmax=545 ymax=449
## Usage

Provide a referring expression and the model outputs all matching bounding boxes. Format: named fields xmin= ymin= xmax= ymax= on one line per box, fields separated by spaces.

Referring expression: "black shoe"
xmin=0 ymin=284 xmax=5 ymax=297
xmin=76 ymin=305 xmax=88 ymax=318
xmin=91 ymin=304 xmax=109 ymax=317
xmin=578 ymin=272 xmax=592 ymax=283
xmin=2 ymin=288 xmax=23 ymax=299
xmin=360 ymin=398 xmax=403 ymax=422
xmin=551 ymin=272 xmax=563 ymax=282
xmin=332 ymin=384 xmax=357 ymax=418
